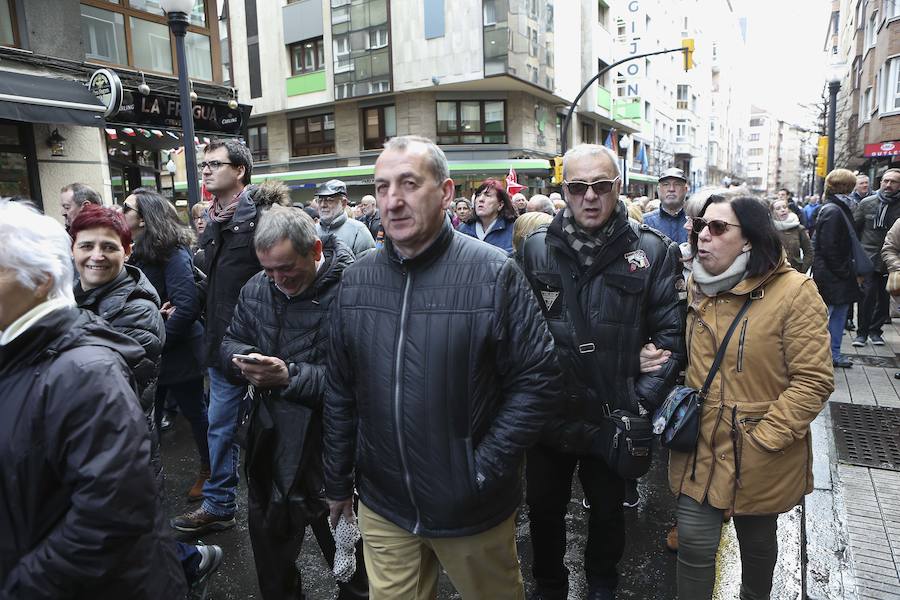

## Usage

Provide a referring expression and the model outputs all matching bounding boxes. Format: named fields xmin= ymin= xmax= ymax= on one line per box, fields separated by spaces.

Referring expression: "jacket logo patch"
xmin=624 ymin=250 xmax=650 ymax=272
xmin=540 ymin=290 xmax=560 ymax=311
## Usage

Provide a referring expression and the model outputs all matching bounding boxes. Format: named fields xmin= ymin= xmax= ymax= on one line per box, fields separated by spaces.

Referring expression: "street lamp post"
xmin=161 ymin=0 xmax=200 ymax=212
xmin=826 ymin=62 xmax=846 ymax=174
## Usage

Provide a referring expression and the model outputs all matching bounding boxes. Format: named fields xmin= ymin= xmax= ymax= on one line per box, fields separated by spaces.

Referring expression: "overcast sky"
xmin=738 ymin=0 xmax=833 ymax=127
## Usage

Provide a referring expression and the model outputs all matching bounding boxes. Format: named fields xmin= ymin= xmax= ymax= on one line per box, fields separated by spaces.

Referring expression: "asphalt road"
xmin=160 ymin=418 xmax=680 ymax=600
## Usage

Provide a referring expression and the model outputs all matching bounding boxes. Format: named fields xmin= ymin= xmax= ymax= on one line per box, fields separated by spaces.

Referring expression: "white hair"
xmin=0 ymin=200 xmax=74 ymax=302
xmin=562 ymin=144 xmax=622 ymax=179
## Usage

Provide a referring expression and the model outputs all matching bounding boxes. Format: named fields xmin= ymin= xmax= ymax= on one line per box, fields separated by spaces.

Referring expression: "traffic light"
xmin=816 ymin=136 xmax=829 ymax=178
xmin=552 ymin=156 xmax=563 ymax=185
xmin=681 ymin=38 xmax=695 ymax=71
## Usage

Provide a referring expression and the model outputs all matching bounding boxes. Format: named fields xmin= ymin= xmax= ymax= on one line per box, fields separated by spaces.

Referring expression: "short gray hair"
xmin=361 ymin=195 xmax=376 ymax=205
xmin=254 ymin=205 xmax=318 ymax=256
xmin=527 ymin=194 xmax=554 ymax=215
xmin=0 ymin=199 xmax=74 ymax=302
xmin=562 ymin=144 xmax=622 ymax=179
xmin=383 ymin=135 xmax=450 ymax=184
xmin=60 ymin=182 xmax=101 ymax=206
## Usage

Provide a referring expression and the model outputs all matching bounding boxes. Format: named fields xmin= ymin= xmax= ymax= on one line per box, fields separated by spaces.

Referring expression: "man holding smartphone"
xmin=219 ymin=206 xmax=367 ymax=600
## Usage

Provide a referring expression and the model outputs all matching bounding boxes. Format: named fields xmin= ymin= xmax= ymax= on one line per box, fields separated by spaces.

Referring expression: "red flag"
xmin=506 ymin=167 xmax=526 ymax=196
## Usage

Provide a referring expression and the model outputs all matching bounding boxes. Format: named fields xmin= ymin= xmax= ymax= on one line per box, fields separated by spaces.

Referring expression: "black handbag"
xmin=823 ymin=203 xmax=874 ymax=277
xmin=557 ymin=258 xmax=653 ymax=480
xmin=653 ymin=295 xmax=754 ymax=453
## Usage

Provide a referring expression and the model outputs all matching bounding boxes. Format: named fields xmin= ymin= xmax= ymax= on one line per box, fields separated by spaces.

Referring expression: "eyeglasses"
xmin=123 ymin=204 xmax=139 ymax=216
xmin=198 ymin=160 xmax=233 ymax=171
xmin=564 ymin=177 xmax=620 ymax=196
xmin=692 ymin=217 xmax=741 ymax=236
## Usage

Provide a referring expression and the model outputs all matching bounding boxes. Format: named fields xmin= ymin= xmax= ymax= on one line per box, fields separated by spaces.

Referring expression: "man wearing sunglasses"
xmin=643 ymin=167 xmax=690 ymax=244
xmin=519 ymin=144 xmax=686 ymax=600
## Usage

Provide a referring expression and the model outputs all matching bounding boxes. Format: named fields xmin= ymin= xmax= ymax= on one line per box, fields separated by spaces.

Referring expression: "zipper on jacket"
xmin=736 ymin=319 xmax=748 ymax=373
xmin=393 ymin=270 xmax=422 ymax=534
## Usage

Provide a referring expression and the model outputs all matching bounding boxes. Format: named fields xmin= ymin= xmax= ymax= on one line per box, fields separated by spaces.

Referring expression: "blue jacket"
xmin=458 ymin=217 xmax=516 ymax=253
xmin=642 ymin=208 xmax=688 ymax=244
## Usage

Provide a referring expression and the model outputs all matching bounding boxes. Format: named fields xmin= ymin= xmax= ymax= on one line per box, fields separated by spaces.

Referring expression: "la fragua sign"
xmin=110 ymin=89 xmax=245 ymax=135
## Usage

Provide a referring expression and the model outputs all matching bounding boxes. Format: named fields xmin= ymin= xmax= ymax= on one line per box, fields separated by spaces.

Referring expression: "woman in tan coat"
xmin=670 ymin=194 xmax=834 ymax=599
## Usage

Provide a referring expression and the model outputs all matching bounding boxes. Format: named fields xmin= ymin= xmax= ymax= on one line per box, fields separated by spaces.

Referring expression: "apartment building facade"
xmin=0 ymin=0 xmax=240 ymax=220
xmin=745 ymin=105 xmax=816 ymax=198
xmin=831 ymin=0 xmax=900 ymax=182
xmin=227 ymin=0 xmax=687 ymax=202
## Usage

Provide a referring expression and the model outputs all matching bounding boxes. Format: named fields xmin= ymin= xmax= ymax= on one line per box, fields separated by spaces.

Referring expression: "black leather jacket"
xmin=520 ymin=209 xmax=686 ymax=454
xmin=221 ymin=239 xmax=354 ymax=530
xmin=324 ymin=220 xmax=560 ymax=538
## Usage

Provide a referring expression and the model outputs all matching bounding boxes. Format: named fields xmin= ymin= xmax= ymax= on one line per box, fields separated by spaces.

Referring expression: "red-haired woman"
xmin=458 ymin=178 xmax=518 ymax=253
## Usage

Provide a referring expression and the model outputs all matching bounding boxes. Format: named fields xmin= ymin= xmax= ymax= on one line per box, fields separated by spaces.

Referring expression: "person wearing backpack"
xmin=813 ymin=169 xmax=866 ymax=368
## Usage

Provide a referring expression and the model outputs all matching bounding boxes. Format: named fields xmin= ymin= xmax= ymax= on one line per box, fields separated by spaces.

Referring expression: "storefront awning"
xmin=627 ymin=172 xmax=659 ymax=184
xmin=176 ymin=159 xmax=553 ymax=190
xmin=0 ymin=70 xmax=106 ymax=127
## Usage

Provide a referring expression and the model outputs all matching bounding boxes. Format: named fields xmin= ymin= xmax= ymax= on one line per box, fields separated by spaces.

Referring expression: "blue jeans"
xmin=827 ymin=304 xmax=850 ymax=361
xmin=202 ymin=367 xmax=246 ymax=517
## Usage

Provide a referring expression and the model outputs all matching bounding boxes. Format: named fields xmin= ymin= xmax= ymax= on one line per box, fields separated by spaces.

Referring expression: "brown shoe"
xmin=666 ymin=526 xmax=678 ymax=553
xmin=170 ymin=506 xmax=235 ymax=534
xmin=187 ymin=468 xmax=210 ymax=503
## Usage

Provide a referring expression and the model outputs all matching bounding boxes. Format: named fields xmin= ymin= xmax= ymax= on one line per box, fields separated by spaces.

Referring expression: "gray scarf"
xmin=692 ymin=251 xmax=750 ymax=296
xmin=874 ymin=189 xmax=900 ymax=230
xmin=773 ymin=212 xmax=800 ymax=231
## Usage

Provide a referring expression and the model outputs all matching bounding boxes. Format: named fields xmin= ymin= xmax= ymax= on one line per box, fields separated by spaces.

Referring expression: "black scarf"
xmin=874 ymin=189 xmax=900 ymax=230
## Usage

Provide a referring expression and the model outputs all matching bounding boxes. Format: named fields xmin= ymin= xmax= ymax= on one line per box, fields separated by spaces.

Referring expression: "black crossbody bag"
xmin=653 ymin=295 xmax=754 ymax=456
xmin=557 ymin=259 xmax=654 ymax=480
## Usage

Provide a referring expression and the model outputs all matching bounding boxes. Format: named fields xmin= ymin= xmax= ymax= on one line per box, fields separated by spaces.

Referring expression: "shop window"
xmin=290 ymin=37 xmax=325 ymax=75
xmin=79 ymin=1 xmax=219 ymax=81
xmin=247 ymin=124 xmax=268 ymax=161
xmin=1 ymin=0 xmax=18 ymax=47
xmin=290 ymin=114 xmax=335 ymax=157
xmin=362 ymin=105 xmax=395 ymax=150
xmin=436 ymin=100 xmax=506 ymax=145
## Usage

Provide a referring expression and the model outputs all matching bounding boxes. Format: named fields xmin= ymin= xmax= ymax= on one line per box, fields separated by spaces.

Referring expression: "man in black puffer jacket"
xmin=520 ymin=144 xmax=686 ymax=600
xmin=324 ymin=136 xmax=560 ymax=598
xmin=220 ymin=207 xmax=367 ymax=600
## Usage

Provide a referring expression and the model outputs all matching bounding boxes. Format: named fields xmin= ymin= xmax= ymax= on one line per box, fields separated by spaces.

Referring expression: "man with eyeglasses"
xmin=519 ymin=144 xmax=685 ymax=600
xmin=172 ymin=138 xmax=284 ymax=534
xmin=643 ymin=167 xmax=689 ymax=244
xmin=315 ymin=179 xmax=375 ymax=256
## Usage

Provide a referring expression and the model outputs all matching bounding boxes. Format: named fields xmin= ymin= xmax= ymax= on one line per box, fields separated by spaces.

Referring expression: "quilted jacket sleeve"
xmin=881 ymin=219 xmax=900 ymax=272
xmin=634 ymin=239 xmax=687 ymax=411
xmin=323 ymin=284 xmax=357 ymax=501
xmin=750 ymin=279 xmax=834 ymax=451
xmin=2 ymin=355 xmax=158 ymax=598
xmin=220 ymin=280 xmax=262 ymax=382
xmin=473 ymin=260 xmax=561 ymax=488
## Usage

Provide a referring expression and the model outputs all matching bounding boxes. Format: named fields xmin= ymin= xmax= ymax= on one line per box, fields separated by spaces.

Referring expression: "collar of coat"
xmin=688 ymin=255 xmax=791 ymax=309
xmin=385 ymin=216 xmax=455 ymax=269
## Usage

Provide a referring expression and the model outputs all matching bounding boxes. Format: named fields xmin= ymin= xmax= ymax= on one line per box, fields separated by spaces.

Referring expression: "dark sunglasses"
xmin=692 ymin=217 xmax=741 ymax=236
xmin=564 ymin=177 xmax=620 ymax=196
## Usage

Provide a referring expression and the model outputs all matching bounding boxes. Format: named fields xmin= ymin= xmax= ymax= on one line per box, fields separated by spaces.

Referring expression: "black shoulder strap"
xmin=699 ymin=295 xmax=753 ymax=398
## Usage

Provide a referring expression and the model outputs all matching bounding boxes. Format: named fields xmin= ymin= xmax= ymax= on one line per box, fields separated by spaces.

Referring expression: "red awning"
xmin=864 ymin=141 xmax=900 ymax=157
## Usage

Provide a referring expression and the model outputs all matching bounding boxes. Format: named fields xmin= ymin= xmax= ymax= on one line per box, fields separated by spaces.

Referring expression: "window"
xmin=290 ymin=114 xmax=335 ymax=156
xmin=483 ymin=0 xmax=496 ymax=26
xmin=598 ymin=1 xmax=608 ymax=27
xmin=80 ymin=1 xmax=218 ymax=80
xmin=676 ymin=119 xmax=687 ymax=142
xmin=527 ymin=26 xmax=537 ymax=57
xmin=247 ymin=124 xmax=268 ymax=161
xmin=290 ymin=37 xmax=325 ymax=75
xmin=749 ymin=117 xmax=763 ymax=127
xmin=676 ymin=84 xmax=688 ymax=110
xmin=333 ymin=35 xmax=351 ymax=73
xmin=883 ymin=58 xmax=900 ymax=112
xmin=529 ymin=0 xmax=539 ymax=18
xmin=616 ymin=18 xmax=625 ymax=38
xmin=362 ymin=105 xmax=396 ymax=150
xmin=748 ymin=148 xmax=763 ymax=156
xmin=886 ymin=0 xmax=900 ymax=19
xmin=866 ymin=9 xmax=878 ymax=47
xmin=861 ymin=86 xmax=873 ymax=120
xmin=1 ymin=0 xmax=18 ymax=47
xmin=581 ymin=121 xmax=595 ymax=144
xmin=436 ymin=100 xmax=506 ymax=144
xmin=368 ymin=27 xmax=388 ymax=49
xmin=749 ymin=133 xmax=760 ymax=141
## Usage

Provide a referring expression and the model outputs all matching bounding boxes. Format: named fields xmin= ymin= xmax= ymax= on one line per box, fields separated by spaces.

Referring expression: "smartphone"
xmin=232 ymin=353 xmax=262 ymax=364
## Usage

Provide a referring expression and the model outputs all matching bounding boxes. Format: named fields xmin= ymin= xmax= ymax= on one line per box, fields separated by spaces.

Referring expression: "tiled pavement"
xmin=820 ymin=321 xmax=900 ymax=599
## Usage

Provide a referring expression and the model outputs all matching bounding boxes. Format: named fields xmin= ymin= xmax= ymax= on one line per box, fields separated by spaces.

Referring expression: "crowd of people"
xmin=8 ymin=132 xmax=900 ymax=600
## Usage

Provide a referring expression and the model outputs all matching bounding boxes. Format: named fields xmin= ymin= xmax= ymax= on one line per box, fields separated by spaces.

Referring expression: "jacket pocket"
xmin=600 ymin=273 xmax=644 ymax=323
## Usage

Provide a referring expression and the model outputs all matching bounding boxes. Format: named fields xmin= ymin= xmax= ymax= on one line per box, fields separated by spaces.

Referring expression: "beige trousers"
xmin=358 ymin=501 xmax=525 ymax=600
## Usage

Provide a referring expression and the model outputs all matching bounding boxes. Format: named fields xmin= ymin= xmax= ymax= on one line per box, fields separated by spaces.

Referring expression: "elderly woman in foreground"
xmin=670 ymin=194 xmax=833 ymax=599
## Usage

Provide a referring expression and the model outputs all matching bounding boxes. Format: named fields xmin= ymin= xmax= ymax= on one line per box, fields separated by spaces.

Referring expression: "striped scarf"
xmin=208 ymin=189 xmax=244 ymax=223
xmin=560 ymin=203 xmax=621 ymax=268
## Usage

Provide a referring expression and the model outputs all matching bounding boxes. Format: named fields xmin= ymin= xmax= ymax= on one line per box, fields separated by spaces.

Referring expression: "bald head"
xmin=526 ymin=194 xmax=554 ymax=215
